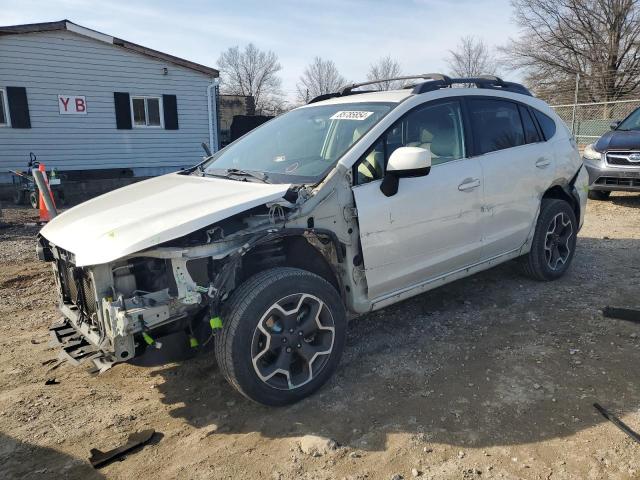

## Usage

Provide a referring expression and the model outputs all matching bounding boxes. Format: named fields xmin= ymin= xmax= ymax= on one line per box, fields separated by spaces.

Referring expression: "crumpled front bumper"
xmin=584 ymin=158 xmax=640 ymax=192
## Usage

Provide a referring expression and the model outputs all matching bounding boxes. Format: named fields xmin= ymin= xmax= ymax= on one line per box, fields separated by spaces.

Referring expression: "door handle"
xmin=458 ymin=178 xmax=480 ymax=191
xmin=536 ymin=157 xmax=551 ymax=168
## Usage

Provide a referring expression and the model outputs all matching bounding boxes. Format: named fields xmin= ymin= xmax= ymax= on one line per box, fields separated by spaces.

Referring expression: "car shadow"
xmin=610 ymin=192 xmax=640 ymax=208
xmin=146 ymin=236 xmax=640 ymax=451
xmin=0 ymin=433 xmax=104 ymax=480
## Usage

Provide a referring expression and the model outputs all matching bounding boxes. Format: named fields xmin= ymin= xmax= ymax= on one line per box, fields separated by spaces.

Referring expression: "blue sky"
xmin=2 ymin=0 xmax=520 ymax=101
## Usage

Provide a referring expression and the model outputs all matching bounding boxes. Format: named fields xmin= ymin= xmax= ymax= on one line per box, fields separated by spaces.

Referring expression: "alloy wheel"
xmin=544 ymin=212 xmax=573 ymax=270
xmin=250 ymin=293 xmax=335 ymax=390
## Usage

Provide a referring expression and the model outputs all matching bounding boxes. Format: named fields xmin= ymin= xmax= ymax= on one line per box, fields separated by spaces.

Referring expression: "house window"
xmin=131 ymin=96 xmax=162 ymax=127
xmin=0 ymin=89 xmax=9 ymax=127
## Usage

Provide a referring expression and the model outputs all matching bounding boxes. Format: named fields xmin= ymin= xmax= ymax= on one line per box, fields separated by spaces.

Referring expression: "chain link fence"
xmin=550 ymin=99 xmax=640 ymax=147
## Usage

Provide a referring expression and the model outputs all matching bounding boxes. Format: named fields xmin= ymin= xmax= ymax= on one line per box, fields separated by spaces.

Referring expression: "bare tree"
xmin=367 ymin=56 xmax=403 ymax=90
xmin=217 ymin=43 xmax=285 ymax=115
xmin=501 ymin=0 xmax=640 ymax=103
xmin=296 ymin=57 xmax=346 ymax=103
xmin=446 ymin=36 xmax=497 ymax=78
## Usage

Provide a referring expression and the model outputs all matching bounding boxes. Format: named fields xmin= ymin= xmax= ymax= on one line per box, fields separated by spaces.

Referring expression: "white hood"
xmin=40 ymin=173 xmax=291 ymax=266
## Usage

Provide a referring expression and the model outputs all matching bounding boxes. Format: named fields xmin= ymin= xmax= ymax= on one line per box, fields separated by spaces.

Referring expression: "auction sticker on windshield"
xmin=330 ymin=111 xmax=374 ymax=121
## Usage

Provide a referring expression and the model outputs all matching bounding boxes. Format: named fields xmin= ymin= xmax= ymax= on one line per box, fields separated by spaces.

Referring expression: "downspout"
xmin=207 ymin=79 xmax=219 ymax=152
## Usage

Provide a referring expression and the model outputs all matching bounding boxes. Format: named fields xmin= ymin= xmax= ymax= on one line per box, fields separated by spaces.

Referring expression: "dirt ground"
xmin=1 ymin=194 xmax=639 ymax=480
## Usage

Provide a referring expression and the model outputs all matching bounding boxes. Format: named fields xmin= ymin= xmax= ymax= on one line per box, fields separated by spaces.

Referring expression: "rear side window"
xmin=468 ymin=98 xmax=525 ymax=155
xmin=532 ymin=109 xmax=557 ymax=140
xmin=519 ymin=105 xmax=541 ymax=144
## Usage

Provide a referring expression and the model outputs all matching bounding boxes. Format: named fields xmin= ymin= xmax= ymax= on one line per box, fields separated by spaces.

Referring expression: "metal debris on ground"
xmin=602 ymin=307 xmax=640 ymax=324
xmin=88 ymin=429 xmax=156 ymax=468
xmin=593 ymin=403 xmax=640 ymax=445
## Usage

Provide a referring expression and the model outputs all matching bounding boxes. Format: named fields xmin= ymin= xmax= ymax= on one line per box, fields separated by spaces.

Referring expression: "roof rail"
xmin=307 ymin=73 xmax=531 ymax=104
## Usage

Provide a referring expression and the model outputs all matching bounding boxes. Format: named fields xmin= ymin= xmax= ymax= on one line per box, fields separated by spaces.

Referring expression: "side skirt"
xmin=369 ymin=248 xmax=522 ymax=312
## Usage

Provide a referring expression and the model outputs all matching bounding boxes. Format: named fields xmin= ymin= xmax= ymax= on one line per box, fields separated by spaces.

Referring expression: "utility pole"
xmin=570 ymin=73 xmax=580 ymax=135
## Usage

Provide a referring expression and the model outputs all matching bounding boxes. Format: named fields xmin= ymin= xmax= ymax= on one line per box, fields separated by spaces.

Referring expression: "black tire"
xmin=521 ymin=198 xmax=577 ymax=281
xmin=215 ymin=267 xmax=346 ymax=406
xmin=29 ymin=191 xmax=39 ymax=209
xmin=12 ymin=189 xmax=25 ymax=206
xmin=588 ymin=189 xmax=611 ymax=201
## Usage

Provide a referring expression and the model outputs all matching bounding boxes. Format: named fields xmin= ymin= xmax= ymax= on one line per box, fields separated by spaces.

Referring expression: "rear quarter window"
xmin=468 ymin=98 xmax=525 ymax=155
xmin=532 ymin=109 xmax=557 ymax=140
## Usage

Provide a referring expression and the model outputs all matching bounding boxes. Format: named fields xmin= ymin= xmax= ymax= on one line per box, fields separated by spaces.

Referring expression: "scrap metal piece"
xmin=593 ymin=403 xmax=640 ymax=445
xmin=602 ymin=307 xmax=640 ymax=324
xmin=89 ymin=429 xmax=155 ymax=468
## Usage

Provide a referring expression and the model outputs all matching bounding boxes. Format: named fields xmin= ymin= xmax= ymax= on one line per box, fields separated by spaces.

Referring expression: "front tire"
xmin=521 ymin=199 xmax=577 ymax=281
xmin=588 ymin=190 xmax=611 ymax=201
xmin=215 ymin=267 xmax=346 ymax=406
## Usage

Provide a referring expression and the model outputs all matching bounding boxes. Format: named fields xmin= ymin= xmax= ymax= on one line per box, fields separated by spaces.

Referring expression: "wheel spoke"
xmin=298 ymin=299 xmax=323 ymax=336
xmin=256 ymin=347 xmax=291 ymax=380
xmin=297 ymin=341 xmax=330 ymax=363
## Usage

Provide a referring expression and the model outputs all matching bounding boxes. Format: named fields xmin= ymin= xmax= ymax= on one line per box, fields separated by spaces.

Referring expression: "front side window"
xmin=355 ymin=100 xmax=465 ymax=184
xmin=202 ymin=102 xmax=394 ymax=183
xmin=131 ymin=96 xmax=162 ymax=127
xmin=469 ymin=98 xmax=525 ymax=155
xmin=0 ymin=89 xmax=8 ymax=126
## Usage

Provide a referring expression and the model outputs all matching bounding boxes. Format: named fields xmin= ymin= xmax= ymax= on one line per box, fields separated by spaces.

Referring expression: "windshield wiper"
xmin=225 ymin=168 xmax=270 ymax=183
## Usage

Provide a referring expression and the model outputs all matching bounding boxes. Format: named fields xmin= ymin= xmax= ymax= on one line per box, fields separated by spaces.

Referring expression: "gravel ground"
xmin=0 ymin=194 xmax=639 ymax=480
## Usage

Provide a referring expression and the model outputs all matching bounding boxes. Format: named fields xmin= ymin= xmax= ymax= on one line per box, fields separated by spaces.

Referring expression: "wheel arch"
xmin=542 ymin=183 xmax=580 ymax=222
xmin=239 ymin=231 xmax=344 ymax=296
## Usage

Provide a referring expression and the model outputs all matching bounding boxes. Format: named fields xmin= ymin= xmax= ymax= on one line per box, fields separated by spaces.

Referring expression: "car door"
xmin=466 ymin=97 xmax=556 ymax=259
xmin=352 ymin=99 xmax=484 ymax=300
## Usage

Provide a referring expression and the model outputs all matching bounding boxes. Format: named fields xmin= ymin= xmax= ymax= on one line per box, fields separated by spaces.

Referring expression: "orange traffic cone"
xmin=38 ymin=163 xmax=56 ymax=223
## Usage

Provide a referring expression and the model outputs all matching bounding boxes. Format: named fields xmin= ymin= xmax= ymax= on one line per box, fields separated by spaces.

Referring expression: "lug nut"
xmin=281 ymin=338 xmax=287 ymax=343
xmin=298 ymin=331 xmax=303 ymax=336
xmin=297 ymin=344 xmax=301 ymax=348
xmin=289 ymin=328 xmax=294 ymax=333
xmin=286 ymin=347 xmax=292 ymax=353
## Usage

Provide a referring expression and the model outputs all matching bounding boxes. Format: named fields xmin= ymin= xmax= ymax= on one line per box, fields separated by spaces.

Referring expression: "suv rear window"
xmin=468 ymin=98 xmax=525 ymax=155
xmin=532 ymin=109 xmax=557 ymax=140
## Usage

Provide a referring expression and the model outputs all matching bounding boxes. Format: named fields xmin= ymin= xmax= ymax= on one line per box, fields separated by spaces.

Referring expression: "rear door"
xmin=466 ymin=97 xmax=556 ymax=259
xmin=352 ymin=99 xmax=484 ymax=299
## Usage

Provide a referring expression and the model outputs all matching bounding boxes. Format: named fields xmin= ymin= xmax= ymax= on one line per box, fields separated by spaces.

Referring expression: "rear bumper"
xmin=584 ymin=158 xmax=640 ymax=191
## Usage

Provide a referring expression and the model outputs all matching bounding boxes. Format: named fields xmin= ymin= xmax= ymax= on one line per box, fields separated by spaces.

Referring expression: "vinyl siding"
xmin=0 ymin=30 xmax=214 ymax=182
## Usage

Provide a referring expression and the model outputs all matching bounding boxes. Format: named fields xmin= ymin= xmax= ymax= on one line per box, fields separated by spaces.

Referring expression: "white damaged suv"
xmin=38 ymin=74 xmax=588 ymax=405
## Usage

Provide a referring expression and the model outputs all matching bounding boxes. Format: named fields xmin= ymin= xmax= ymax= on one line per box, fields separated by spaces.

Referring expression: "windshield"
xmin=617 ymin=108 xmax=640 ymax=131
xmin=202 ymin=102 xmax=394 ymax=183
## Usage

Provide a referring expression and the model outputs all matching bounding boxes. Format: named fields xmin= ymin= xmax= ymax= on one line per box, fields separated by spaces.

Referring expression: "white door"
xmin=466 ymin=98 xmax=556 ymax=258
xmin=352 ymin=100 xmax=484 ymax=299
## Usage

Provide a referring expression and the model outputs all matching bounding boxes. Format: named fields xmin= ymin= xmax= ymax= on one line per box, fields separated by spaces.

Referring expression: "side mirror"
xmin=380 ymin=147 xmax=431 ymax=197
xmin=610 ymin=120 xmax=620 ymax=130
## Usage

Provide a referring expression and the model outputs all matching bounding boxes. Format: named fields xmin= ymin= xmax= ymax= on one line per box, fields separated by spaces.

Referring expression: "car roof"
xmin=301 ymin=89 xmax=414 ymax=107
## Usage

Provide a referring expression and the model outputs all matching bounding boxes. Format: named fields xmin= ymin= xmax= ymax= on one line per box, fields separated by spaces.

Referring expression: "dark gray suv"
xmin=583 ymin=106 xmax=640 ymax=200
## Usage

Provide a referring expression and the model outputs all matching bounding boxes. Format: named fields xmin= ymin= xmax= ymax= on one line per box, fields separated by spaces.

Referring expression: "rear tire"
xmin=12 ymin=189 xmax=25 ymax=206
xmin=215 ymin=267 xmax=346 ymax=406
xmin=521 ymin=199 xmax=577 ymax=281
xmin=588 ymin=190 xmax=611 ymax=201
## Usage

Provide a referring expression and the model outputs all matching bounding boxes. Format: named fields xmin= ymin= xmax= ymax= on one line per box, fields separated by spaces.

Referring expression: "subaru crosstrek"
xmin=38 ymin=74 xmax=589 ymax=406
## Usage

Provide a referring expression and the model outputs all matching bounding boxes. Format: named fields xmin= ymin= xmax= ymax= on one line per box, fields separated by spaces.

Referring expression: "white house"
xmin=0 ymin=20 xmax=219 ymax=194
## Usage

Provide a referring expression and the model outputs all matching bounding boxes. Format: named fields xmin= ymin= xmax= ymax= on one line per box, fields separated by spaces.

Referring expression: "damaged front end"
xmin=38 ymin=220 xmax=254 ymax=371
xmin=38 ymin=192 xmax=347 ymax=373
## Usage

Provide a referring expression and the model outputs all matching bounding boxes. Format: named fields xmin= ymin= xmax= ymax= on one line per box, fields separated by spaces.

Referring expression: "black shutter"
xmin=163 ymin=94 xmax=179 ymax=130
xmin=7 ymin=87 xmax=31 ymax=128
xmin=114 ymin=92 xmax=132 ymax=129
